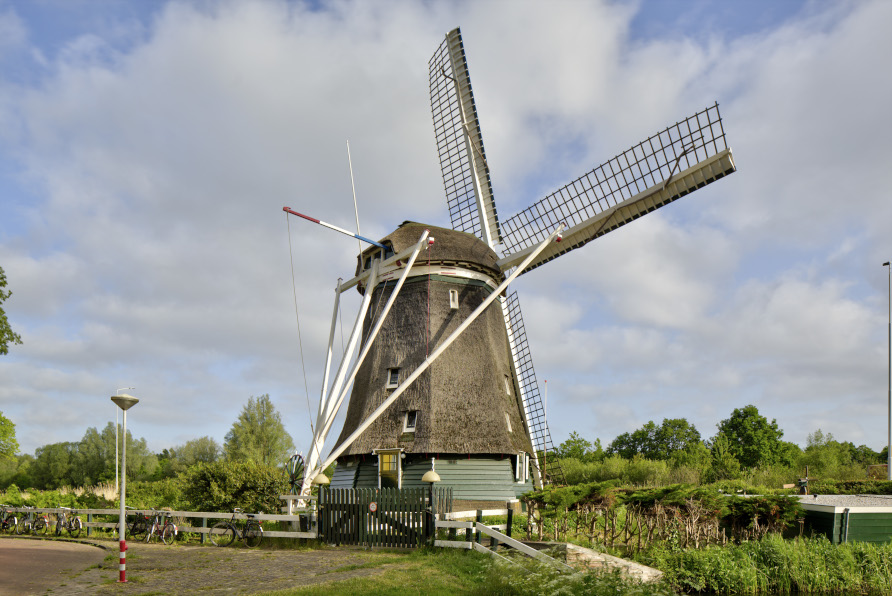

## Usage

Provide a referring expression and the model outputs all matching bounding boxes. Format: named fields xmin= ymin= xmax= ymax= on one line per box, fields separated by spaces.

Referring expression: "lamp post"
xmin=115 ymin=387 xmax=134 ymax=496
xmin=111 ymin=393 xmax=139 ymax=583
xmin=884 ymin=262 xmax=891 ymax=481
xmin=422 ymin=458 xmax=441 ymax=545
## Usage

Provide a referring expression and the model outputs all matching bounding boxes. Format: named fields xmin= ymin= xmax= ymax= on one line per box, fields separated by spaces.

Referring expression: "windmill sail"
xmin=503 ymin=290 xmax=565 ymax=485
xmin=498 ymin=103 xmax=736 ymax=273
xmin=430 ymin=28 xmax=501 ymax=247
xmin=431 ymin=28 xmax=561 ymax=488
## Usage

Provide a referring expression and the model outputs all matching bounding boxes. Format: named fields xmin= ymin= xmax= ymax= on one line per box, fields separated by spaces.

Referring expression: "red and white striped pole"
xmin=118 ymin=539 xmax=128 ymax=582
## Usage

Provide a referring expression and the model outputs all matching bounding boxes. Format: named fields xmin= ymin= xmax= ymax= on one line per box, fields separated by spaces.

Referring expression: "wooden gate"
xmin=319 ymin=487 xmax=452 ymax=547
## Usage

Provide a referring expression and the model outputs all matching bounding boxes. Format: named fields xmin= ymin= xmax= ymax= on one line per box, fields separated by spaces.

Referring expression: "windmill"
xmin=293 ymin=28 xmax=736 ymax=507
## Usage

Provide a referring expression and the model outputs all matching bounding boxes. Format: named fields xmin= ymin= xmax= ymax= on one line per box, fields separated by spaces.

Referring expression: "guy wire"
xmin=286 ymin=213 xmax=315 ymax=436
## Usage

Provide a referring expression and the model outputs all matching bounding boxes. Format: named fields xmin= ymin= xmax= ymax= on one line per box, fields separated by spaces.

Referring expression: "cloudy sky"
xmin=1 ymin=0 xmax=890 ymax=460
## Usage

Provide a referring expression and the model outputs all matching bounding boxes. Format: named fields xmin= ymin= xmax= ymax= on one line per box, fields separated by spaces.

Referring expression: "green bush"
xmin=646 ymin=535 xmax=892 ymax=595
xmin=182 ymin=460 xmax=286 ymax=513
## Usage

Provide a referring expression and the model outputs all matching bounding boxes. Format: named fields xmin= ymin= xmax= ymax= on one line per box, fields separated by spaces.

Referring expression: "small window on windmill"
xmin=449 ymin=289 xmax=459 ymax=309
xmin=515 ymin=452 xmax=526 ymax=482
xmin=404 ymin=410 xmax=418 ymax=432
xmin=504 ymin=375 xmax=511 ymax=395
xmin=505 ymin=412 xmax=512 ymax=433
xmin=386 ymin=368 xmax=400 ymax=389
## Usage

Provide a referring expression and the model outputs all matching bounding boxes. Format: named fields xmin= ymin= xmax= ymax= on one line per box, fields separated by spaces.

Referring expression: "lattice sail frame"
xmin=431 ymin=27 xmax=561 ymax=485
xmin=498 ymin=103 xmax=734 ymax=272
xmin=429 ymin=29 xmax=501 ymax=246
xmin=503 ymin=291 xmax=564 ymax=484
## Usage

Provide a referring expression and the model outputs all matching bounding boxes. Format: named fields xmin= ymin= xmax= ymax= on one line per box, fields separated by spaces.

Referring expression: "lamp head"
xmin=111 ymin=393 xmax=139 ymax=411
xmin=312 ymin=473 xmax=330 ymax=486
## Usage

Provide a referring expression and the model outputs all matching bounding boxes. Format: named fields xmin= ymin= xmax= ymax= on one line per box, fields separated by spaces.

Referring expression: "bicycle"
xmin=15 ymin=507 xmax=48 ymax=535
xmin=145 ymin=509 xmax=177 ymax=545
xmin=55 ymin=507 xmax=83 ymax=538
xmin=115 ymin=506 xmax=150 ymax=540
xmin=209 ymin=508 xmax=263 ymax=548
xmin=0 ymin=505 xmax=17 ymax=533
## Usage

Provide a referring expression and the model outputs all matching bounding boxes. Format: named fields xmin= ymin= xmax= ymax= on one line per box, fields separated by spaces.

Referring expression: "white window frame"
xmin=403 ymin=410 xmax=418 ymax=432
xmin=386 ymin=368 xmax=400 ymax=389
xmin=449 ymin=288 xmax=459 ymax=309
xmin=505 ymin=412 xmax=512 ymax=433
xmin=374 ymin=448 xmax=403 ymax=489
xmin=504 ymin=375 xmax=511 ymax=395
xmin=515 ymin=452 xmax=529 ymax=483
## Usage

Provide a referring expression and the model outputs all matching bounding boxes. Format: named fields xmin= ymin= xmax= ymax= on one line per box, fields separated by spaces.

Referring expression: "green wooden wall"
xmin=332 ymin=456 xmax=533 ymax=502
xmin=804 ymin=509 xmax=892 ymax=544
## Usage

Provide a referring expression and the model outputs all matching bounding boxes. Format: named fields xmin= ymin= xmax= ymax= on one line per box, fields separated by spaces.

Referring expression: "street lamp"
xmin=884 ymin=262 xmax=891 ymax=481
xmin=111 ymin=392 xmax=139 ymax=583
xmin=115 ymin=387 xmax=134 ymax=495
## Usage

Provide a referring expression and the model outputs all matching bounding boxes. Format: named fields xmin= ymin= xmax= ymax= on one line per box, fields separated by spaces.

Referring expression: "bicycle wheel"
xmin=144 ymin=526 xmax=154 ymax=543
xmin=161 ymin=524 xmax=176 ymax=545
xmin=209 ymin=522 xmax=235 ymax=547
xmin=69 ymin=518 xmax=82 ymax=538
xmin=55 ymin=518 xmax=64 ymax=536
xmin=244 ymin=523 xmax=263 ymax=548
xmin=16 ymin=520 xmax=29 ymax=535
xmin=129 ymin=518 xmax=148 ymax=540
xmin=34 ymin=518 xmax=48 ymax=535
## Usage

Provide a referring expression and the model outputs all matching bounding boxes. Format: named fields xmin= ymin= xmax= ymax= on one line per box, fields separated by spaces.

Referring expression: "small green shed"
xmin=799 ymin=495 xmax=892 ymax=544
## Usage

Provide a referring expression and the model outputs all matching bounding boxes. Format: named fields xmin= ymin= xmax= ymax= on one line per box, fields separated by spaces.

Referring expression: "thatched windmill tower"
xmin=294 ymin=28 xmax=736 ymax=507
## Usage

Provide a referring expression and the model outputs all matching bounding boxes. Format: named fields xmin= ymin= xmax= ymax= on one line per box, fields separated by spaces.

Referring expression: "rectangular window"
xmin=404 ymin=410 xmax=417 ymax=432
xmin=449 ymin=289 xmax=459 ymax=309
xmin=377 ymin=450 xmax=401 ymax=488
xmin=386 ymin=368 xmax=400 ymax=389
xmin=504 ymin=375 xmax=511 ymax=395
xmin=516 ymin=452 xmax=529 ymax=482
xmin=505 ymin=412 xmax=512 ymax=433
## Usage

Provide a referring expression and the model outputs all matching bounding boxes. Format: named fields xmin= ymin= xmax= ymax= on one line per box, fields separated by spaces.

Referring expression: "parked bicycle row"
xmin=1 ymin=505 xmax=265 ymax=548
xmin=1 ymin=504 xmax=83 ymax=537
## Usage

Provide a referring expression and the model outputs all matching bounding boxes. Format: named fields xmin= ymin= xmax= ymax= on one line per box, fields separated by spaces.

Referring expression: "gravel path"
xmin=798 ymin=494 xmax=892 ymax=507
xmin=3 ymin=538 xmax=408 ymax=595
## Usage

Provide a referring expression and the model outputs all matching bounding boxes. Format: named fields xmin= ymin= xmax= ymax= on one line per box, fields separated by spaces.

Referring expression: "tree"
xmin=553 ymin=432 xmax=603 ymax=463
xmin=157 ymin=436 xmax=222 ymax=479
xmin=179 ymin=436 xmax=222 ymax=465
xmin=224 ymin=394 xmax=294 ymax=467
xmin=607 ymin=418 xmax=702 ymax=460
xmin=0 ymin=266 xmax=23 ymax=355
xmin=0 ymin=411 xmax=19 ymax=460
xmin=713 ymin=405 xmax=787 ymax=468
xmin=707 ymin=432 xmax=741 ymax=481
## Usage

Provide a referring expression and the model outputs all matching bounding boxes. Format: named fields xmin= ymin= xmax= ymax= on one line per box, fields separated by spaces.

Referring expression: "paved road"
xmin=0 ymin=537 xmax=107 ymax=595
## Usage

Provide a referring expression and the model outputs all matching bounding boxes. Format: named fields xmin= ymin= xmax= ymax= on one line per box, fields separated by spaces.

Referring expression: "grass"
xmin=255 ymin=547 xmax=677 ymax=596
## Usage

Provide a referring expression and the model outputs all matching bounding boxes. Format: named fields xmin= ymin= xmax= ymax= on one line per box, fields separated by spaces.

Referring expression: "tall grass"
xmin=644 ymin=534 xmax=892 ymax=594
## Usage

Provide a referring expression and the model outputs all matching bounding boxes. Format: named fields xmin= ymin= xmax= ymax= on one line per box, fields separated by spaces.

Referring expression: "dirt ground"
xmin=2 ymin=537 xmax=408 ymax=595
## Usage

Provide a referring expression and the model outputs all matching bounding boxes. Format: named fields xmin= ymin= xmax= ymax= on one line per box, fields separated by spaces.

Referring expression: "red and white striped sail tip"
xmin=556 ymin=233 xmax=563 ymax=242
xmin=427 ymin=237 xmax=435 ymax=245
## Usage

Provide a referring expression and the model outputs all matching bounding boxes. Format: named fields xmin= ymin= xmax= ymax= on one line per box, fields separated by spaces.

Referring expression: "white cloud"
xmin=1 ymin=0 xmax=890 ymax=458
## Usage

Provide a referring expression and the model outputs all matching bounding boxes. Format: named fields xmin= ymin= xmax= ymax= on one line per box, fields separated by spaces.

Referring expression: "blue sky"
xmin=1 ymin=0 xmax=891 ymax=462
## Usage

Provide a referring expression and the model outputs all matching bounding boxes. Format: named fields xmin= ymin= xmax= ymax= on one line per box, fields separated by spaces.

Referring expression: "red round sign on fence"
xmin=369 ymin=502 xmax=377 ymax=513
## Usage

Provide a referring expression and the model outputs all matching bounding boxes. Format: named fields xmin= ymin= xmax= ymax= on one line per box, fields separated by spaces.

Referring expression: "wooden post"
xmin=475 ymin=510 xmax=482 ymax=544
xmin=86 ymin=513 xmax=92 ymax=537
xmin=200 ymin=517 xmax=206 ymax=544
xmin=507 ymin=508 xmax=514 ymax=538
